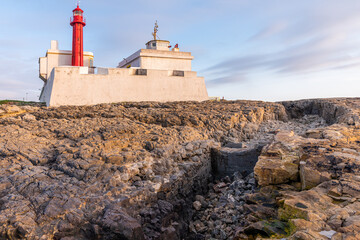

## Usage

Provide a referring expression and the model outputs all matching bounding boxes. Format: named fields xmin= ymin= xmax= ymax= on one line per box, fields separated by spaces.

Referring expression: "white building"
xmin=39 ymin=39 xmax=208 ymax=107
xmin=39 ymin=40 xmax=94 ymax=81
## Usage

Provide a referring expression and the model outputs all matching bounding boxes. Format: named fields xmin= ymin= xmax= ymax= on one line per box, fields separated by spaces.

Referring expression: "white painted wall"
xmin=41 ymin=67 xmax=208 ymax=107
xmin=39 ymin=41 xmax=94 ymax=81
xmin=39 ymin=69 xmax=56 ymax=103
xmin=140 ymin=56 xmax=191 ymax=71
xmin=120 ymin=58 xmax=140 ymax=68
xmin=118 ymin=49 xmax=193 ymax=71
xmin=146 ymin=40 xmax=170 ymax=51
xmin=117 ymin=50 xmax=141 ymax=68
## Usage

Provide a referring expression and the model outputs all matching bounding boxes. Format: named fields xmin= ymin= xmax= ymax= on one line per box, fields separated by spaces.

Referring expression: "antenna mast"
xmin=152 ymin=20 xmax=159 ymax=40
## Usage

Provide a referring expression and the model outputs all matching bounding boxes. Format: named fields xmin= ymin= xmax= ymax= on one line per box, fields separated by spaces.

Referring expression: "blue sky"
xmin=1 ymin=0 xmax=360 ymax=101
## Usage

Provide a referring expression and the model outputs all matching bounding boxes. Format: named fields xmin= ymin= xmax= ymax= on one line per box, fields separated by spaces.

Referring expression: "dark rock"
xmin=243 ymin=220 xmax=288 ymax=238
xmin=102 ymin=208 xmax=145 ymax=240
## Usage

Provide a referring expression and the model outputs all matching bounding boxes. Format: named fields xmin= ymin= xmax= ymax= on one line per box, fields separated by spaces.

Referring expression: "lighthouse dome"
xmin=73 ymin=5 xmax=84 ymax=15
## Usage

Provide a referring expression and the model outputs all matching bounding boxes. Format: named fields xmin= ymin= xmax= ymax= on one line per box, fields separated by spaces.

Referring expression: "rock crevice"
xmin=0 ymin=98 xmax=359 ymax=240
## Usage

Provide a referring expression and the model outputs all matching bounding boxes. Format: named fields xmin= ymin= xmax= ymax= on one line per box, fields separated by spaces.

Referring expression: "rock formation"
xmin=0 ymin=98 xmax=359 ymax=240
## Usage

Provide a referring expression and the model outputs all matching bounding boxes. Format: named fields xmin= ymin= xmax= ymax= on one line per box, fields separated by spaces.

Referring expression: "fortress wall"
xmin=44 ymin=67 xmax=208 ymax=107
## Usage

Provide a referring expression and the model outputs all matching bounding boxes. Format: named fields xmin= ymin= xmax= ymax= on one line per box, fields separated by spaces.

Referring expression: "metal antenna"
xmin=152 ymin=20 xmax=159 ymax=40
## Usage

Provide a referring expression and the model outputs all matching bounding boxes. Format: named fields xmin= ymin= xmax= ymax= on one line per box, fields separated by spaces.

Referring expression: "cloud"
xmin=0 ymin=55 xmax=41 ymax=101
xmin=329 ymin=62 xmax=360 ymax=71
xmin=204 ymin=1 xmax=360 ymax=86
xmin=250 ymin=22 xmax=288 ymax=41
xmin=206 ymin=75 xmax=247 ymax=87
xmin=206 ymin=36 xmax=360 ymax=84
xmin=1 ymin=0 xmax=360 ymax=101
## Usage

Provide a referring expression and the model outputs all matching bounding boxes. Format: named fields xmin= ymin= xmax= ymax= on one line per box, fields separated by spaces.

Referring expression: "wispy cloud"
xmin=1 ymin=0 xmax=360 ymax=100
xmin=206 ymin=75 xmax=247 ymax=87
xmin=205 ymin=1 xmax=360 ymax=87
xmin=250 ymin=22 xmax=288 ymax=41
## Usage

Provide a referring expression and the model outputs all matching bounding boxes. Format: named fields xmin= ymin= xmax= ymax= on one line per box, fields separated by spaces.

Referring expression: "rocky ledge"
xmin=0 ymin=98 xmax=359 ymax=240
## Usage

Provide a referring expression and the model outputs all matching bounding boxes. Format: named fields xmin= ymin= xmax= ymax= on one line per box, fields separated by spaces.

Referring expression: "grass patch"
xmin=0 ymin=100 xmax=45 ymax=107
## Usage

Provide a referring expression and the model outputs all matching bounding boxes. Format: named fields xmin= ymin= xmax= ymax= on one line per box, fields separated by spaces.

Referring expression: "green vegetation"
xmin=278 ymin=205 xmax=307 ymax=221
xmin=0 ymin=100 xmax=45 ymax=106
xmin=246 ymin=220 xmax=295 ymax=239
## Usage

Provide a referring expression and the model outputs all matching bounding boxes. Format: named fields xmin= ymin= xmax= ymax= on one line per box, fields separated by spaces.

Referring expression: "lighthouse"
xmin=39 ymin=19 xmax=208 ymax=107
xmin=70 ymin=4 xmax=86 ymax=66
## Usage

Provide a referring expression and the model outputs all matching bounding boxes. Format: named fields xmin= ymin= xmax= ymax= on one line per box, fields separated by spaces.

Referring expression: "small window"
xmin=152 ymin=43 xmax=156 ymax=47
xmin=74 ymin=11 xmax=82 ymax=16
xmin=136 ymin=69 xmax=147 ymax=76
xmin=173 ymin=70 xmax=184 ymax=77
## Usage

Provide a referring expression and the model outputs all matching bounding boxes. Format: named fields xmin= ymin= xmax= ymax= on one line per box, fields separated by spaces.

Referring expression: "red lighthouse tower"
xmin=70 ymin=4 xmax=86 ymax=66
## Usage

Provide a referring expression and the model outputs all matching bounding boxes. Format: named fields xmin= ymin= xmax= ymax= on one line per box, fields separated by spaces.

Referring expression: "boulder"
xmin=102 ymin=208 xmax=145 ymax=240
xmin=243 ymin=220 xmax=289 ymax=238
xmin=254 ymin=131 xmax=303 ymax=186
xmin=22 ymin=114 xmax=36 ymax=121
xmin=288 ymin=230 xmax=329 ymax=240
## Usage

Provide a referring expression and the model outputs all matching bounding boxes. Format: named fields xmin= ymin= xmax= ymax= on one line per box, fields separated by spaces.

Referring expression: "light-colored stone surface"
xmin=40 ymin=67 xmax=208 ymax=107
xmin=2 ymin=98 xmax=359 ymax=239
xmin=0 ymin=100 xmax=287 ymax=239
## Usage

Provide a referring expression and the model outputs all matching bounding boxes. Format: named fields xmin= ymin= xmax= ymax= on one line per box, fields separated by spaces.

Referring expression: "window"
xmin=136 ymin=69 xmax=147 ymax=76
xmin=152 ymin=43 xmax=156 ymax=47
xmin=74 ymin=11 xmax=82 ymax=16
xmin=173 ymin=70 xmax=185 ymax=77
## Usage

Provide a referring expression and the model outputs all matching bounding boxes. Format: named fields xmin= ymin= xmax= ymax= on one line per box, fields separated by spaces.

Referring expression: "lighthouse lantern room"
xmin=70 ymin=4 xmax=86 ymax=66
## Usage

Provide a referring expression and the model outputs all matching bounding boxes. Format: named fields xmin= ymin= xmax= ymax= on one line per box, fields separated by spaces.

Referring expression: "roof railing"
xmin=70 ymin=17 xmax=86 ymax=24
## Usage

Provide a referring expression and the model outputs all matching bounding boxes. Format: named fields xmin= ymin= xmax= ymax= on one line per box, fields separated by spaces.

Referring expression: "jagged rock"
xmin=300 ymin=164 xmax=332 ymax=190
xmin=0 ymin=99 xmax=359 ymax=239
xmin=22 ymin=114 xmax=36 ymax=121
xmin=254 ymin=131 xmax=303 ymax=186
xmin=288 ymin=230 xmax=329 ymax=240
xmin=102 ymin=208 xmax=145 ymax=240
xmin=243 ymin=220 xmax=289 ymax=238
xmin=2 ymin=105 xmax=22 ymax=113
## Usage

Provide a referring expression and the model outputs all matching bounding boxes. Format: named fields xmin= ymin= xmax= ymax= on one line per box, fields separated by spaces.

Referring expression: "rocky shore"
xmin=0 ymin=98 xmax=359 ymax=240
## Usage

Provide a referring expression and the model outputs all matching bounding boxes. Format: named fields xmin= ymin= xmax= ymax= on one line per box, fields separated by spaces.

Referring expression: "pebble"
xmin=193 ymin=201 xmax=202 ymax=211
xmin=191 ymin=171 xmax=257 ymax=239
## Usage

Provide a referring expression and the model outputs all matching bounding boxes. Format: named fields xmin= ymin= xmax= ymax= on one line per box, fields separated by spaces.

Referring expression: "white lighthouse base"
xmin=39 ymin=67 xmax=209 ymax=107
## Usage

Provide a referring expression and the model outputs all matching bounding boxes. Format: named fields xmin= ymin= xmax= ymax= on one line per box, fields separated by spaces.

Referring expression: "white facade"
xmin=145 ymin=40 xmax=171 ymax=51
xmin=118 ymin=51 xmax=193 ymax=72
xmin=39 ymin=40 xmax=94 ymax=81
xmin=39 ymin=39 xmax=209 ymax=107
xmin=40 ymin=67 xmax=208 ymax=106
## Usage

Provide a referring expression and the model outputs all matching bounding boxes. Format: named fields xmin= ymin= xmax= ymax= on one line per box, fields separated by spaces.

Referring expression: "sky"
xmin=0 ymin=0 xmax=360 ymax=102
